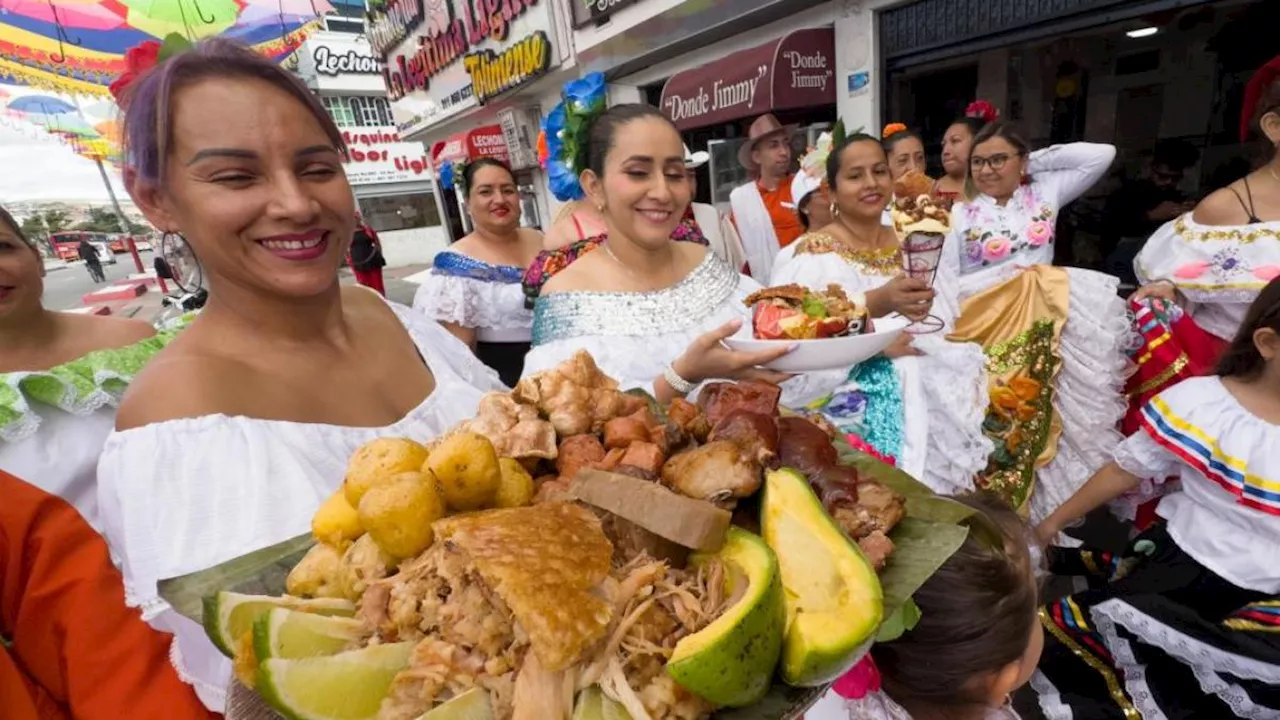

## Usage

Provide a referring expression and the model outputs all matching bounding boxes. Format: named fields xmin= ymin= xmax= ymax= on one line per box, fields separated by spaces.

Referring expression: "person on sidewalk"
xmin=1 ymin=470 xmax=216 ymax=720
xmin=730 ymin=113 xmax=803 ymax=282
xmin=347 ymin=214 xmax=386 ymax=296
xmin=77 ymin=238 xmax=104 ymax=283
xmin=685 ymin=144 xmax=746 ymax=272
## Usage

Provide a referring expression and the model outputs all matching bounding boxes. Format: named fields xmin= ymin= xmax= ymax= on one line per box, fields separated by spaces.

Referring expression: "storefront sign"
xmin=659 ymin=28 xmax=836 ymax=131
xmin=379 ymin=0 xmax=560 ymax=135
xmin=314 ymin=45 xmax=381 ymax=76
xmin=341 ymin=126 xmax=432 ymax=185
xmin=367 ymin=0 xmax=425 ymax=58
xmin=571 ymin=0 xmax=644 ymax=28
xmin=432 ymin=125 xmax=511 ymax=166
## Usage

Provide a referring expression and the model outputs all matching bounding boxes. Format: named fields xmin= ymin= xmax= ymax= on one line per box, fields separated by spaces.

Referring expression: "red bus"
xmin=50 ymin=231 xmax=113 ymax=262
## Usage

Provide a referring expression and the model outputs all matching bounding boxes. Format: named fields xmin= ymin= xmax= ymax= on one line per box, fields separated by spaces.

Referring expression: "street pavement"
xmin=42 ymin=252 xmax=157 ymax=311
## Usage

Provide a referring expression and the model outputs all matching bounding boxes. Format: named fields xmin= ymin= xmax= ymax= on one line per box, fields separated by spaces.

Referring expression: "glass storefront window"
xmin=321 ymin=96 xmax=394 ymax=128
xmin=358 ymin=193 xmax=442 ymax=233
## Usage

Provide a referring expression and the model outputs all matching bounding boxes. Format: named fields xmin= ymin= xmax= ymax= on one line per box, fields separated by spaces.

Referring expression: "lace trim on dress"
xmin=169 ymin=634 xmax=226 ymax=709
xmin=1135 ymin=215 xmax=1280 ymax=302
xmin=795 ymin=232 xmax=904 ymax=276
xmin=0 ymin=325 xmax=181 ymax=443
xmin=1030 ymin=669 xmax=1074 ymax=720
xmin=413 ymin=273 xmax=534 ymax=331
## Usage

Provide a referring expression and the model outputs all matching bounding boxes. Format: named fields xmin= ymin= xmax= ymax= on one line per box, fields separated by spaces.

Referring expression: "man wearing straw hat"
xmin=729 ymin=113 xmax=803 ymax=282
xmin=684 ymin=144 xmax=745 ymax=272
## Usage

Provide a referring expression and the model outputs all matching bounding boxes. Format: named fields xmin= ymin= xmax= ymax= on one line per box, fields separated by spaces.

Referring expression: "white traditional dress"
xmin=948 ymin=142 xmax=1127 ymax=524
xmin=1036 ymin=376 xmax=1280 ymax=719
xmin=95 ymin=302 xmax=503 ymax=711
xmin=412 ymin=249 xmax=533 ymax=387
xmin=0 ymin=327 xmax=177 ymax=530
xmin=769 ymin=233 xmax=990 ymax=492
xmin=523 ymin=250 xmax=759 ymax=391
xmin=806 ymin=689 xmax=1021 ymax=719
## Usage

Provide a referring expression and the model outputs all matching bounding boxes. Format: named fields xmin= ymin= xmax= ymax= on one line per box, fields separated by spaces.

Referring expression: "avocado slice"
xmin=666 ymin=527 xmax=785 ymax=707
xmin=762 ymin=468 xmax=884 ymax=686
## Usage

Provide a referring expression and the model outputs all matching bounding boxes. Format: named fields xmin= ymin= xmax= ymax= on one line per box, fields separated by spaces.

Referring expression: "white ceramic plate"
xmin=723 ymin=316 xmax=909 ymax=372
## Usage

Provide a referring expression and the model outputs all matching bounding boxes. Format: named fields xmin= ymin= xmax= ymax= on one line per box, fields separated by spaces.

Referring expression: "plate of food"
xmin=159 ymin=354 xmax=976 ymax=720
xmin=725 ymin=284 xmax=907 ymax=373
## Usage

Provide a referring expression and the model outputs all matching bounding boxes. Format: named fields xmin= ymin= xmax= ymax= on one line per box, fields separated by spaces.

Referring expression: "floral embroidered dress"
xmin=1035 ymin=376 xmax=1280 ymax=720
xmin=769 ymin=233 xmax=991 ymax=493
xmin=0 ymin=327 xmax=179 ymax=530
xmin=948 ymin=142 xmax=1128 ymax=524
xmin=412 ymin=250 xmax=533 ymax=387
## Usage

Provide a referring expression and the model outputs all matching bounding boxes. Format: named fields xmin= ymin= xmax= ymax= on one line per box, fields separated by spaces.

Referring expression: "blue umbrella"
xmin=7 ymin=95 xmax=77 ymax=115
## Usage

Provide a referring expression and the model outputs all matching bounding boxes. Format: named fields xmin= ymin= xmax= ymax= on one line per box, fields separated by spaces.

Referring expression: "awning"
xmin=659 ymin=27 xmax=836 ymax=131
xmin=431 ymin=125 xmax=511 ymax=167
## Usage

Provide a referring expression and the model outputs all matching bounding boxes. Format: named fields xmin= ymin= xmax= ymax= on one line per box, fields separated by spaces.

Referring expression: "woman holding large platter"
xmin=95 ymin=38 xmax=503 ymax=711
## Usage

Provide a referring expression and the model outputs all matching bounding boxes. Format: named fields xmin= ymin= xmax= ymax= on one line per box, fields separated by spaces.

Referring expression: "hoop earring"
xmin=830 ymin=202 xmax=840 ymax=218
xmin=160 ymin=231 xmax=204 ymax=294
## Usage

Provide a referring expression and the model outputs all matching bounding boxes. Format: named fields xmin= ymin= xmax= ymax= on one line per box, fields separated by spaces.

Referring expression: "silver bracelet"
xmin=663 ymin=364 xmax=697 ymax=395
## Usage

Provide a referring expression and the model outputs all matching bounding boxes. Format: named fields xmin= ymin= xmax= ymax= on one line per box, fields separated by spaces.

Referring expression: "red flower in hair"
xmin=1240 ymin=55 xmax=1280 ymax=142
xmin=108 ymin=40 xmax=163 ymax=103
xmin=965 ymin=99 xmax=1000 ymax=124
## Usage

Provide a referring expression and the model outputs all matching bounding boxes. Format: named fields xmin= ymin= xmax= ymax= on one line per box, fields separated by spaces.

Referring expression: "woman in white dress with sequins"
xmin=947 ymin=121 xmax=1126 ymax=524
xmin=412 ymin=158 xmax=543 ymax=386
xmin=522 ymin=104 xmax=791 ymax=399
xmin=95 ymin=39 xmax=502 ymax=711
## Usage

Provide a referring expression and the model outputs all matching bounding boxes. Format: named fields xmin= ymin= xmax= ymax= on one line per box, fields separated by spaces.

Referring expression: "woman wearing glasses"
xmin=946 ymin=120 xmax=1124 ymax=526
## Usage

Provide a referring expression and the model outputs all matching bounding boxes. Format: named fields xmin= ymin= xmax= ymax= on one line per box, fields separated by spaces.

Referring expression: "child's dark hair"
xmin=1216 ymin=277 xmax=1280 ymax=378
xmin=0 ymin=206 xmax=31 ymax=247
xmin=882 ymin=126 xmax=923 ymax=156
xmin=872 ymin=491 xmax=1039 ymax=707
xmin=585 ymin=103 xmax=675 ymax=177
xmin=825 ymin=133 xmax=885 ymax=188
xmin=463 ymin=157 xmax=516 ymax=197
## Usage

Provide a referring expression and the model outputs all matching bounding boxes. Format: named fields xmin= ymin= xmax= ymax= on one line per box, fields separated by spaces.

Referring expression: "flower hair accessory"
xmin=437 ymin=159 xmax=468 ymax=195
xmin=542 ymin=72 xmax=607 ymax=201
xmin=109 ymin=33 xmax=193 ymax=105
xmin=964 ymin=100 xmax=1000 ymax=124
xmin=881 ymin=122 xmax=908 ymax=139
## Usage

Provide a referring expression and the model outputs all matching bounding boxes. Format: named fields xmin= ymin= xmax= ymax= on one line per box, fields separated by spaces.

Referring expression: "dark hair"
xmin=464 ymin=157 xmax=516 ymax=198
xmin=946 ymin=116 xmax=987 ymax=140
xmin=873 ymin=491 xmax=1039 ymax=707
xmin=964 ymin=121 xmax=1031 ymax=200
xmin=797 ymin=192 xmax=814 ymax=229
xmin=825 ymin=133 xmax=885 ymax=188
xmin=584 ymin=103 xmax=675 ymax=177
xmin=1246 ymin=74 xmax=1280 ymax=161
xmin=1152 ymin=139 xmax=1200 ymax=171
xmin=121 ymin=38 xmax=346 ymax=187
xmin=1215 ymin=277 xmax=1280 ymax=378
xmin=0 ymin=206 xmax=31 ymax=247
xmin=883 ymin=127 xmax=923 ymax=156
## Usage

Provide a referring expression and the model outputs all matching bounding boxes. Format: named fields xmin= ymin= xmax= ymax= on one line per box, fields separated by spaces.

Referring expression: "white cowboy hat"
xmin=684 ymin=144 xmax=709 ymax=169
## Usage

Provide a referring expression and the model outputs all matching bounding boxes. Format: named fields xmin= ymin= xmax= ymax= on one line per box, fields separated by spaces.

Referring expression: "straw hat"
xmin=738 ymin=113 xmax=797 ymax=172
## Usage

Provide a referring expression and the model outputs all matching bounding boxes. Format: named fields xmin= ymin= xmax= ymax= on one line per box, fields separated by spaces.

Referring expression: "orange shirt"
xmin=760 ymin=174 xmax=805 ymax=248
xmin=1 ymin=471 xmax=217 ymax=720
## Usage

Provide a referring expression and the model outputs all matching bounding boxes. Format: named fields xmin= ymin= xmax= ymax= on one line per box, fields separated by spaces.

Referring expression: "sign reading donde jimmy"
xmin=659 ymin=28 xmax=836 ymax=131
xmin=370 ymin=0 xmax=560 ymax=135
xmin=342 ymin=127 xmax=433 ymax=186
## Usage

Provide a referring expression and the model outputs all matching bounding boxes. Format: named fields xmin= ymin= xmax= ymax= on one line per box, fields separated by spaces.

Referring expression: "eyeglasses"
xmin=970 ymin=153 xmax=1022 ymax=171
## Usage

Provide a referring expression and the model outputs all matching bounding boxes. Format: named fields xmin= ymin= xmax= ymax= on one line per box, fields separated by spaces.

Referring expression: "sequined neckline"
xmin=433 ymin=250 xmax=524 ymax=284
xmin=532 ymin=252 xmax=741 ymax=343
xmin=795 ymin=232 xmax=905 ymax=276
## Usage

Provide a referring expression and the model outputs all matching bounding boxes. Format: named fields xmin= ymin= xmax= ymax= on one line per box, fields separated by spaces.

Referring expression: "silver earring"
xmin=160 ymin=231 xmax=204 ymax=294
xmin=830 ymin=202 xmax=840 ymax=218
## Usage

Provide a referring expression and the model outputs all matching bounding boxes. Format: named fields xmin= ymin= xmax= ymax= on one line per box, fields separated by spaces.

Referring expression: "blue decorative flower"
xmin=438 ymin=161 xmax=455 ymax=191
xmin=563 ymin=72 xmax=606 ymax=115
xmin=543 ymin=101 xmax=567 ymax=158
xmin=826 ymin=390 xmax=868 ymax=419
xmin=547 ymin=158 xmax=583 ymax=202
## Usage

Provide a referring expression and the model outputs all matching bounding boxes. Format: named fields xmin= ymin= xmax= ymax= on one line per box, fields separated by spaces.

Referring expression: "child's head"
xmin=872 ymin=491 xmax=1043 ymax=710
xmin=1216 ymin=277 xmax=1280 ymax=382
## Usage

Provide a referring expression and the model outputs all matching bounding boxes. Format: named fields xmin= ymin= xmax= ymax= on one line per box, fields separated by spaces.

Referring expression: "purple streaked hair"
xmin=119 ymin=37 xmax=347 ymax=188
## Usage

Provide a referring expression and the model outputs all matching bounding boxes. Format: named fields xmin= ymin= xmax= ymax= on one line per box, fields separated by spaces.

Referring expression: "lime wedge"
xmin=203 ymin=592 xmax=355 ymax=658
xmin=417 ymin=687 xmax=493 ymax=719
xmin=258 ymin=642 xmax=414 ymax=720
xmin=572 ymin=687 xmax=632 ymax=720
xmin=254 ymin=608 xmax=365 ymax=661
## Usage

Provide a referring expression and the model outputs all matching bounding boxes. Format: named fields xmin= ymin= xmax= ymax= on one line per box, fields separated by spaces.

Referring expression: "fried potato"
xmin=341 ymin=532 xmax=396 ymax=597
xmin=356 ymin=472 xmax=445 ymax=559
xmin=426 ymin=432 xmax=501 ymax=511
xmin=343 ymin=437 xmax=430 ymax=508
xmin=311 ymin=490 xmax=363 ymax=550
xmin=495 ymin=458 xmax=535 ymax=509
xmin=286 ymin=543 xmax=348 ymax=599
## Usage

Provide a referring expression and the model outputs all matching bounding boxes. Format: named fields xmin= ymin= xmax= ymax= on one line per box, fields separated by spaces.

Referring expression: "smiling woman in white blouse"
xmin=946 ymin=120 xmax=1126 ymax=526
xmin=96 ymin=39 xmax=502 ymax=711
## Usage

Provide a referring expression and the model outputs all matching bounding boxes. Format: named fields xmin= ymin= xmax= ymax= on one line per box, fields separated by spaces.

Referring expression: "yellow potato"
xmin=426 ymin=432 xmax=501 ymax=511
xmin=312 ymin=490 xmax=363 ymax=550
xmin=357 ymin=472 xmax=445 ymax=559
xmin=341 ymin=533 xmax=396 ymax=598
xmin=286 ymin=543 xmax=348 ymax=599
xmin=343 ymin=437 xmax=430 ymax=508
xmin=494 ymin=458 xmax=535 ymax=508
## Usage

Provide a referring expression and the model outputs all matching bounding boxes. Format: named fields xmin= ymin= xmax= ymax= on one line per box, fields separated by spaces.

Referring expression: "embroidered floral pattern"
xmin=522 ymin=237 xmax=605 ymax=308
xmin=1173 ymin=215 xmax=1280 ymax=245
xmin=796 ymin=232 xmax=904 ymax=276
xmin=670 ymin=205 xmax=711 ymax=247
xmin=809 ymin=356 xmax=905 ymax=462
xmin=961 ymin=187 xmax=1056 ymax=274
xmin=433 ymin=251 xmax=523 ymax=284
xmin=978 ymin=319 xmax=1058 ymax=512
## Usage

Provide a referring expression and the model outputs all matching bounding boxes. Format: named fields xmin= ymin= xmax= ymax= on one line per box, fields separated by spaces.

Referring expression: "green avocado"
xmin=762 ymin=468 xmax=884 ymax=687
xmin=666 ymin=527 xmax=786 ymax=707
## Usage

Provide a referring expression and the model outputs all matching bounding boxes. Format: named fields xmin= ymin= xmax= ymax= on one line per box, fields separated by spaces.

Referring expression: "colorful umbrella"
xmin=0 ymin=0 xmax=125 ymax=31
xmin=7 ymin=93 xmax=75 ymax=113
xmin=111 ymin=0 xmax=242 ymax=41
